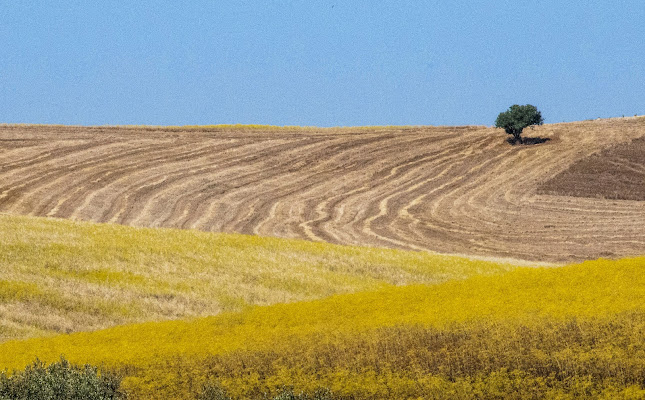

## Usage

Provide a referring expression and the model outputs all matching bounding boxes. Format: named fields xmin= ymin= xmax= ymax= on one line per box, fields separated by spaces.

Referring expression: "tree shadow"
xmin=507 ymin=137 xmax=551 ymax=146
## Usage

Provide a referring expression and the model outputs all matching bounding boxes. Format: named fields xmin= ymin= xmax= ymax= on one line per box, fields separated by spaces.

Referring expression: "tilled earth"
xmin=1 ymin=118 xmax=644 ymax=263
xmin=539 ymin=135 xmax=645 ymax=201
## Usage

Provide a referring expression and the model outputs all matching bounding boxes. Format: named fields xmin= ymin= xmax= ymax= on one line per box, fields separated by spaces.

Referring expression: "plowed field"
xmin=539 ymin=135 xmax=645 ymax=201
xmin=1 ymin=118 xmax=644 ymax=263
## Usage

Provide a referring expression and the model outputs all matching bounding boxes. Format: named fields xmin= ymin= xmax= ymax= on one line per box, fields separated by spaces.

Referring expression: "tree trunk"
xmin=514 ymin=132 xmax=523 ymax=144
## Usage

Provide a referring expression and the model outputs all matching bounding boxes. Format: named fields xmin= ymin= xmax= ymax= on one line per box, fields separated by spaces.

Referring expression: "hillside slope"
xmin=1 ymin=256 xmax=644 ymax=399
xmin=1 ymin=118 xmax=644 ymax=263
xmin=0 ymin=213 xmax=515 ymax=342
xmin=539 ymin=134 xmax=645 ymax=201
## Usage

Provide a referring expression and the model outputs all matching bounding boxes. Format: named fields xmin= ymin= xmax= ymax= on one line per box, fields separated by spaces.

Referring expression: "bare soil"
xmin=538 ymin=136 xmax=645 ymax=201
xmin=1 ymin=118 xmax=644 ymax=263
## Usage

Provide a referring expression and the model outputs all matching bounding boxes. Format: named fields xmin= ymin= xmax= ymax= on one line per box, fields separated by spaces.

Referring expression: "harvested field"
xmin=538 ymin=135 xmax=645 ymax=201
xmin=1 ymin=118 xmax=644 ymax=263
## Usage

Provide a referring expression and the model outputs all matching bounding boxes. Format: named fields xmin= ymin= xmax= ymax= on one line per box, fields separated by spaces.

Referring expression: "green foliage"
xmin=197 ymin=384 xmax=335 ymax=400
xmin=0 ymin=357 xmax=124 ymax=400
xmin=495 ymin=104 xmax=544 ymax=143
xmin=270 ymin=388 xmax=335 ymax=400
xmin=197 ymin=383 xmax=229 ymax=400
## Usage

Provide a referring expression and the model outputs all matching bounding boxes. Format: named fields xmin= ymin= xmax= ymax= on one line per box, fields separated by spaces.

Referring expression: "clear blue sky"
xmin=1 ymin=1 xmax=643 ymax=127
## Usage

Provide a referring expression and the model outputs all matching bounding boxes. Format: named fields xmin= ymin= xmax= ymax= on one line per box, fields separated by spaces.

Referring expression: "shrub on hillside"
xmin=198 ymin=383 xmax=335 ymax=400
xmin=495 ymin=104 xmax=544 ymax=144
xmin=0 ymin=357 xmax=125 ymax=400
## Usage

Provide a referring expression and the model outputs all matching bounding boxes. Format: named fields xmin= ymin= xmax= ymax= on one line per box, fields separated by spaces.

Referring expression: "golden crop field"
xmin=0 ymin=213 xmax=516 ymax=342
xmin=0 ymin=256 xmax=644 ymax=398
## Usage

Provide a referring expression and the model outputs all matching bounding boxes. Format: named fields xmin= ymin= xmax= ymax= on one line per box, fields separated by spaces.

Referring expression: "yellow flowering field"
xmin=0 ymin=256 xmax=643 ymax=398
xmin=0 ymin=213 xmax=518 ymax=342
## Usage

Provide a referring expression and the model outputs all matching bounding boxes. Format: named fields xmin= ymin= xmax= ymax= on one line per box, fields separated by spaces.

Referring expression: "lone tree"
xmin=495 ymin=104 xmax=544 ymax=144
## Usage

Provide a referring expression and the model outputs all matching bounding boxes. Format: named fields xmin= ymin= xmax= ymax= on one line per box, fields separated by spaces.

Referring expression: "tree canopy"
xmin=495 ymin=104 xmax=544 ymax=144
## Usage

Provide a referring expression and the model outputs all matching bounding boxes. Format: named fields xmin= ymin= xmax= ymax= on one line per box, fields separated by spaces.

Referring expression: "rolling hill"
xmin=0 ymin=213 xmax=516 ymax=343
xmin=1 ymin=118 xmax=644 ymax=399
xmin=1 ymin=117 xmax=644 ymax=264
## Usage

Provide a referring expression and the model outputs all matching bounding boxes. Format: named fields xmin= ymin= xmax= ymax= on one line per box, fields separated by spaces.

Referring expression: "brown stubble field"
xmin=1 ymin=117 xmax=644 ymax=264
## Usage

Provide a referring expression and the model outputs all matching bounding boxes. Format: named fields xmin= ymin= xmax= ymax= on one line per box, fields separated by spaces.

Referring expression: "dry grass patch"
xmin=0 ymin=213 xmax=515 ymax=342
